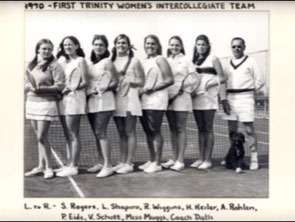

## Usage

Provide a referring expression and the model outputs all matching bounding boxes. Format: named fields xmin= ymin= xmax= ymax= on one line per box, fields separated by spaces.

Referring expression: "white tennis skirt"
xmin=26 ymin=100 xmax=59 ymax=121
xmin=59 ymin=90 xmax=86 ymax=115
xmin=87 ymin=91 xmax=115 ymax=113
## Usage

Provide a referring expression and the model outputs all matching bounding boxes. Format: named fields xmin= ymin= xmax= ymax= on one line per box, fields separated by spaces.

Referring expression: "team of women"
xmin=24 ymin=33 xmax=230 ymax=179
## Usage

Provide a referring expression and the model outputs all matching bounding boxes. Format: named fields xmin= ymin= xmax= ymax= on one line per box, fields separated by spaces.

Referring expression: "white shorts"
xmin=223 ymin=93 xmax=254 ymax=122
xmin=26 ymin=100 xmax=59 ymax=121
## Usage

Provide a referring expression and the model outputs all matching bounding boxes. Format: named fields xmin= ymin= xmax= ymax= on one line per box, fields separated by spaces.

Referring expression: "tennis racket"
xmin=143 ymin=67 xmax=158 ymax=92
xmin=118 ymin=76 xmax=130 ymax=97
xmin=169 ymin=72 xmax=200 ymax=105
xmin=68 ymin=68 xmax=82 ymax=91
xmin=25 ymin=69 xmax=37 ymax=89
xmin=204 ymin=78 xmax=220 ymax=97
xmin=96 ymin=71 xmax=111 ymax=96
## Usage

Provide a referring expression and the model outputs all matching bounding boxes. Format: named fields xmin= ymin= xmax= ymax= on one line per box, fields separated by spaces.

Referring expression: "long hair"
xmin=167 ymin=35 xmax=185 ymax=58
xmin=28 ymin=38 xmax=55 ymax=72
xmin=144 ymin=34 xmax=162 ymax=56
xmin=90 ymin=34 xmax=110 ymax=64
xmin=56 ymin=35 xmax=85 ymax=60
xmin=192 ymin=34 xmax=211 ymax=66
xmin=111 ymin=34 xmax=134 ymax=62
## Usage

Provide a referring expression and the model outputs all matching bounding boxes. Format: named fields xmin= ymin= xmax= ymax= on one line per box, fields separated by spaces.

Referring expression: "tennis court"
xmin=24 ymin=97 xmax=269 ymax=198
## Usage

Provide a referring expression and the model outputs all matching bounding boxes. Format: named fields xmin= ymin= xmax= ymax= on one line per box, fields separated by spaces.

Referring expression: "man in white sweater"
xmin=221 ymin=37 xmax=265 ymax=170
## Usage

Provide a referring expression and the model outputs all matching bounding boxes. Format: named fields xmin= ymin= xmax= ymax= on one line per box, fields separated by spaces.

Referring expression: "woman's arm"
xmin=212 ymin=56 xmax=227 ymax=101
xmin=77 ymin=57 xmax=88 ymax=89
xmin=37 ymin=63 xmax=65 ymax=94
xmin=149 ymin=56 xmax=173 ymax=92
xmin=129 ymin=58 xmax=145 ymax=88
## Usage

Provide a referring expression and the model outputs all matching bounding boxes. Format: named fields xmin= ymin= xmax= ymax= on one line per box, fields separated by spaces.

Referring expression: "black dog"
xmin=222 ymin=131 xmax=245 ymax=173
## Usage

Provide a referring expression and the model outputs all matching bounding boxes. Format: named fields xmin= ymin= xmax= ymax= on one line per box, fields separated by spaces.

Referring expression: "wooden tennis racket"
xmin=204 ymin=78 xmax=220 ymax=97
xmin=68 ymin=68 xmax=82 ymax=91
xmin=95 ymin=71 xmax=111 ymax=96
xmin=143 ymin=67 xmax=158 ymax=92
xmin=118 ymin=76 xmax=130 ymax=97
xmin=169 ymin=72 xmax=200 ymax=105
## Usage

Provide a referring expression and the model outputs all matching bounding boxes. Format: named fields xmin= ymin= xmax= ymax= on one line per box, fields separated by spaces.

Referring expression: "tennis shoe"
xmin=190 ymin=159 xmax=203 ymax=168
xmin=116 ymin=164 xmax=134 ymax=174
xmin=198 ymin=161 xmax=212 ymax=169
xmin=25 ymin=167 xmax=43 ymax=177
xmin=54 ymin=166 xmax=66 ymax=173
xmin=56 ymin=167 xmax=78 ymax=177
xmin=96 ymin=167 xmax=114 ymax=178
xmin=170 ymin=161 xmax=185 ymax=171
xmin=161 ymin=159 xmax=175 ymax=168
xmin=44 ymin=168 xmax=54 ymax=179
xmin=250 ymin=152 xmax=259 ymax=170
xmin=112 ymin=162 xmax=124 ymax=171
xmin=87 ymin=163 xmax=103 ymax=173
xmin=138 ymin=161 xmax=153 ymax=170
xmin=144 ymin=162 xmax=162 ymax=173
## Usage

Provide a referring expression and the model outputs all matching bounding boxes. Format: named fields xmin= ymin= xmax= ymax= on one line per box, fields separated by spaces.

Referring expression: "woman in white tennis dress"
xmin=139 ymin=34 xmax=174 ymax=173
xmin=56 ymin=36 xmax=88 ymax=177
xmin=24 ymin=39 xmax=64 ymax=179
xmin=86 ymin=35 xmax=118 ymax=178
xmin=191 ymin=34 xmax=227 ymax=170
xmin=111 ymin=34 xmax=145 ymax=174
xmin=163 ymin=36 xmax=195 ymax=171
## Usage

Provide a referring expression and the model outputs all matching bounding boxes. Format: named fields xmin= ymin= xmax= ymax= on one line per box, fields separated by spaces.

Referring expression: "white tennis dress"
xmin=141 ymin=55 xmax=169 ymax=110
xmin=192 ymin=54 xmax=219 ymax=110
xmin=58 ymin=57 xmax=87 ymax=115
xmin=113 ymin=55 xmax=142 ymax=117
xmin=167 ymin=53 xmax=195 ymax=112
xmin=86 ymin=58 xmax=115 ymax=113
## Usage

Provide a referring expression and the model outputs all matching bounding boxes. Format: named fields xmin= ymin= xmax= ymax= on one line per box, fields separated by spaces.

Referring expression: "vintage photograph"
xmin=23 ymin=5 xmax=269 ymax=198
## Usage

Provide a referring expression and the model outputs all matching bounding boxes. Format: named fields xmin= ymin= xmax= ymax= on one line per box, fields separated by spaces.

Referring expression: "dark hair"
xmin=111 ymin=34 xmax=134 ymax=62
xmin=192 ymin=34 xmax=211 ymax=66
xmin=231 ymin=37 xmax=245 ymax=46
xmin=144 ymin=34 xmax=162 ymax=56
xmin=90 ymin=35 xmax=110 ymax=64
xmin=56 ymin=36 xmax=85 ymax=60
xmin=28 ymin=38 xmax=55 ymax=72
xmin=167 ymin=35 xmax=185 ymax=57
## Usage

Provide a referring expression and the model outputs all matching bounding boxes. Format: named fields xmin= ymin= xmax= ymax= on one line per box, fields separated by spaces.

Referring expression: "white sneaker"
xmin=56 ymin=167 xmax=78 ymax=177
xmin=25 ymin=167 xmax=44 ymax=177
xmin=144 ymin=162 xmax=162 ymax=173
xmin=220 ymin=160 xmax=226 ymax=166
xmin=235 ymin=167 xmax=242 ymax=173
xmin=198 ymin=161 xmax=212 ymax=169
xmin=116 ymin=164 xmax=134 ymax=174
xmin=138 ymin=161 xmax=153 ymax=170
xmin=96 ymin=167 xmax=114 ymax=178
xmin=112 ymin=163 xmax=124 ymax=171
xmin=161 ymin=159 xmax=175 ymax=168
xmin=170 ymin=161 xmax=185 ymax=171
xmin=54 ymin=166 xmax=66 ymax=173
xmin=190 ymin=159 xmax=203 ymax=168
xmin=87 ymin=163 xmax=103 ymax=173
xmin=250 ymin=152 xmax=259 ymax=170
xmin=44 ymin=168 xmax=54 ymax=179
